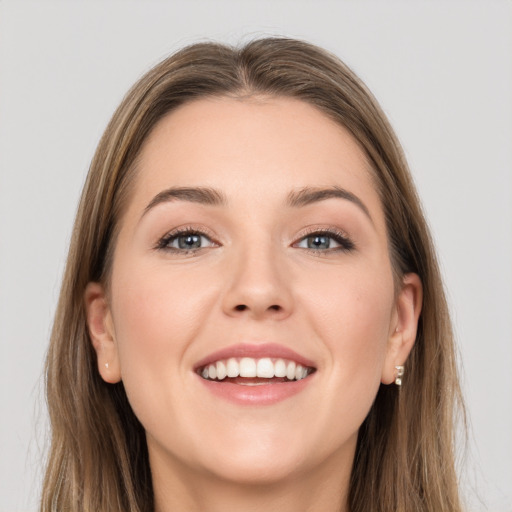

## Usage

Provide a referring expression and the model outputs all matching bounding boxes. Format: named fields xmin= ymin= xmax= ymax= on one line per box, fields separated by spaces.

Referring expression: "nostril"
xmin=232 ymin=304 xmax=284 ymax=314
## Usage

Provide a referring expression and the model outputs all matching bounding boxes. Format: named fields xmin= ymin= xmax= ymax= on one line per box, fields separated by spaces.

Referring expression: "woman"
xmin=41 ymin=38 xmax=464 ymax=511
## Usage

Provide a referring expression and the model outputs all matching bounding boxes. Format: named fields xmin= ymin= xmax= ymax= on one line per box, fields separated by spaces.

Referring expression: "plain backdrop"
xmin=0 ymin=1 xmax=511 ymax=511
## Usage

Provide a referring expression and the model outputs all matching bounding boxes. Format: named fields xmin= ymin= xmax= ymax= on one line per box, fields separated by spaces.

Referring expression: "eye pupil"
xmin=308 ymin=235 xmax=330 ymax=249
xmin=178 ymin=234 xmax=202 ymax=249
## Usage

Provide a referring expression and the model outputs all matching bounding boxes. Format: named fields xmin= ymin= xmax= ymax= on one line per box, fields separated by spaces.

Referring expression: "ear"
xmin=381 ymin=273 xmax=423 ymax=385
xmin=84 ymin=282 xmax=122 ymax=384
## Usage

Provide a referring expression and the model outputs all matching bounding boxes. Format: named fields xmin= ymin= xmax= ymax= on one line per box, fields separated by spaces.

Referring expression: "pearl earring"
xmin=394 ymin=365 xmax=404 ymax=386
xmin=105 ymin=362 xmax=109 ymax=369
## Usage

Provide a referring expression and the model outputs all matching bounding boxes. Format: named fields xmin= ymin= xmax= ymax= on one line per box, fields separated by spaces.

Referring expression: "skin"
xmin=85 ymin=96 xmax=422 ymax=512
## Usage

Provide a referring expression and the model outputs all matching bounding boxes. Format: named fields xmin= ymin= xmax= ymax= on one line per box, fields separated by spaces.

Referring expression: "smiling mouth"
xmin=197 ymin=357 xmax=316 ymax=384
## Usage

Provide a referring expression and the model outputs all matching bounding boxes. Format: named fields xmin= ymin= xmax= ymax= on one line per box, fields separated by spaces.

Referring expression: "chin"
xmin=191 ymin=424 xmax=353 ymax=487
xmin=200 ymin=448 xmax=308 ymax=485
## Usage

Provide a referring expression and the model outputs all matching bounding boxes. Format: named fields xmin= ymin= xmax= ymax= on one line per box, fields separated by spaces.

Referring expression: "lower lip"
xmin=197 ymin=376 xmax=314 ymax=405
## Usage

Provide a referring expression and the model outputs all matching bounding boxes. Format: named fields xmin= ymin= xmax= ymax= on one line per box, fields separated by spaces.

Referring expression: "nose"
xmin=221 ymin=242 xmax=294 ymax=321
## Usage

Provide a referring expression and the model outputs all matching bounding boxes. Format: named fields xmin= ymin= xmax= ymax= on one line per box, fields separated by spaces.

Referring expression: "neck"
xmin=151 ymin=449 xmax=352 ymax=512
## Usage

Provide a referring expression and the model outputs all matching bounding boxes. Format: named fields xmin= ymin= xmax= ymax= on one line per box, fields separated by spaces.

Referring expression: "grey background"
xmin=0 ymin=1 xmax=511 ymax=510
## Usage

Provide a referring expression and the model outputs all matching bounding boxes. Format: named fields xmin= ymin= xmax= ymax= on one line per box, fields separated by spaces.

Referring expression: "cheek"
xmin=112 ymin=260 xmax=213 ymax=343
xmin=108 ymin=263 xmax=218 ymax=418
xmin=306 ymin=257 xmax=393 ymax=340
xmin=303 ymin=259 xmax=394 ymax=396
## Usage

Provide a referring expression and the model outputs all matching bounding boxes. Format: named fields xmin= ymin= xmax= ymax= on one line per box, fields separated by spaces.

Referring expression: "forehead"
xmin=129 ymin=96 xmax=383 ymax=222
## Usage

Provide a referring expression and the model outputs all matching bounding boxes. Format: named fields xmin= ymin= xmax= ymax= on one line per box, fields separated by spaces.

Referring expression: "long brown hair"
xmin=41 ymin=38 xmax=465 ymax=511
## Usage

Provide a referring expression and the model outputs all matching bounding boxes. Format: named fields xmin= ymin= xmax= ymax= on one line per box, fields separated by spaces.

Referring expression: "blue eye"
xmin=157 ymin=230 xmax=216 ymax=252
xmin=300 ymin=234 xmax=335 ymax=250
xmin=174 ymin=233 xmax=206 ymax=250
xmin=295 ymin=231 xmax=354 ymax=252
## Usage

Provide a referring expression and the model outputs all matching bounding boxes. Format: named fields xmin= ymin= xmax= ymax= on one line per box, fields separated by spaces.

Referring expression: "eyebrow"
xmin=143 ymin=186 xmax=227 ymax=216
xmin=142 ymin=185 xmax=372 ymax=223
xmin=287 ymin=186 xmax=373 ymax=222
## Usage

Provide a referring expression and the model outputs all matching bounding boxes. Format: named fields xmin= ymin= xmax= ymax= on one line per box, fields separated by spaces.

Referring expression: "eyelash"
xmin=155 ymin=226 xmax=218 ymax=254
xmin=155 ymin=227 xmax=355 ymax=255
xmin=293 ymin=228 xmax=355 ymax=254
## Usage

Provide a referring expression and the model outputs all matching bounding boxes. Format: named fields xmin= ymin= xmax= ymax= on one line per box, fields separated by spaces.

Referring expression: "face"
xmin=86 ymin=96 xmax=420 ymax=487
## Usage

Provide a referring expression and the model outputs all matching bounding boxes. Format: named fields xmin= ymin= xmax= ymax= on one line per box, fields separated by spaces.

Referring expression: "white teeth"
xmin=226 ymin=358 xmax=239 ymax=378
xmin=239 ymin=357 xmax=257 ymax=377
xmin=286 ymin=361 xmax=296 ymax=380
xmin=295 ymin=364 xmax=303 ymax=380
xmin=199 ymin=357 xmax=313 ymax=382
xmin=216 ymin=360 xmax=227 ymax=380
xmin=274 ymin=358 xmax=287 ymax=378
xmin=256 ymin=358 xmax=274 ymax=378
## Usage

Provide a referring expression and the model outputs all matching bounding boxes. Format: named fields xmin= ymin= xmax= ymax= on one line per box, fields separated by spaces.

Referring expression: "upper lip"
xmin=193 ymin=343 xmax=316 ymax=371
